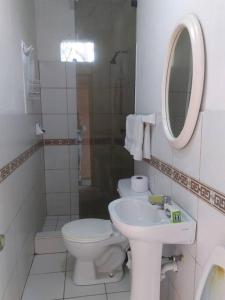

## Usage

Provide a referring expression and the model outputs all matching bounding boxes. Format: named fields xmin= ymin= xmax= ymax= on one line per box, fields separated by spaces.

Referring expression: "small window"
xmin=61 ymin=41 xmax=95 ymax=63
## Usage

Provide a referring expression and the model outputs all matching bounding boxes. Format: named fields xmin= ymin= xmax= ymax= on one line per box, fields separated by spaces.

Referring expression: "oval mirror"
xmin=162 ymin=15 xmax=205 ymax=149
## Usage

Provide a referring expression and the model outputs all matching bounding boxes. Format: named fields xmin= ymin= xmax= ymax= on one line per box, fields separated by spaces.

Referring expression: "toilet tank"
xmin=117 ymin=178 xmax=151 ymax=198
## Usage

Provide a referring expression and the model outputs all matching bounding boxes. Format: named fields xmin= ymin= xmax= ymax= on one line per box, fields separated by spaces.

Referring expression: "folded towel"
xmin=125 ymin=115 xmax=144 ymax=161
xmin=143 ymin=123 xmax=151 ymax=159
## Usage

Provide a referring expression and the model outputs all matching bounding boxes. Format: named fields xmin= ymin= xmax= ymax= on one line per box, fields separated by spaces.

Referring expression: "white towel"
xmin=124 ymin=115 xmax=144 ymax=161
xmin=143 ymin=123 xmax=151 ymax=159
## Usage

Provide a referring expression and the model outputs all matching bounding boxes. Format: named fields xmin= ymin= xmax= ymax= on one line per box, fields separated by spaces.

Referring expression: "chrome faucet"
xmin=164 ymin=196 xmax=172 ymax=205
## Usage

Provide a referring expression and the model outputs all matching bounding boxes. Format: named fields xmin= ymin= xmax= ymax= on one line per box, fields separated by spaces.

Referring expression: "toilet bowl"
xmin=62 ymin=178 xmax=150 ymax=285
xmin=62 ymin=219 xmax=128 ymax=285
xmin=195 ymin=246 xmax=225 ymax=300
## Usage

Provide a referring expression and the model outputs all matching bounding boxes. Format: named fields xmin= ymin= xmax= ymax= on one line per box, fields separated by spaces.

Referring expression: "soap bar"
xmin=165 ymin=203 xmax=181 ymax=223
xmin=149 ymin=195 xmax=164 ymax=205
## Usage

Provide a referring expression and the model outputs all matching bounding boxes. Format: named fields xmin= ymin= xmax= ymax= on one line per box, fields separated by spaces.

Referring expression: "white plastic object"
xmin=62 ymin=219 xmax=113 ymax=243
xmin=36 ymin=123 xmax=46 ymax=136
xmin=117 ymin=178 xmax=150 ymax=198
xmin=131 ymin=175 xmax=148 ymax=193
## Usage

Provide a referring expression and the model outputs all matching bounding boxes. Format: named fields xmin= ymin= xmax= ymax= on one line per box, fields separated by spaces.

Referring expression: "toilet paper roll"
xmin=131 ymin=175 xmax=148 ymax=193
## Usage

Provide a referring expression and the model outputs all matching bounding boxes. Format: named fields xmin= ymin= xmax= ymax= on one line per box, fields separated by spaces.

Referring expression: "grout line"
xmin=62 ymin=253 xmax=68 ymax=299
xmin=19 ymin=253 xmax=36 ymax=300
xmin=63 ymin=293 xmax=107 ymax=299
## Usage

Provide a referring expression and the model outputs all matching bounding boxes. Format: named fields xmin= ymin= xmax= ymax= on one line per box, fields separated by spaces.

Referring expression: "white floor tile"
xmin=107 ymin=291 xmax=130 ymax=300
xmin=64 ymin=272 xmax=105 ymax=298
xmin=30 ymin=253 xmax=67 ymax=274
xmin=22 ymin=272 xmax=65 ymax=300
xmin=105 ymin=269 xmax=130 ymax=293
xmin=66 ymin=254 xmax=75 ymax=271
xmin=68 ymin=295 xmax=107 ymax=300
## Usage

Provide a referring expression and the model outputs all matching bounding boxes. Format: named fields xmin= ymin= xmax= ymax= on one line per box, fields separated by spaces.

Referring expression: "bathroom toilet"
xmin=195 ymin=246 xmax=225 ymax=300
xmin=62 ymin=178 xmax=150 ymax=285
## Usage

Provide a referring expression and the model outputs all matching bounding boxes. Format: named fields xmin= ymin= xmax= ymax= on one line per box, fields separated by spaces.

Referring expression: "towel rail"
xmin=141 ymin=113 xmax=156 ymax=125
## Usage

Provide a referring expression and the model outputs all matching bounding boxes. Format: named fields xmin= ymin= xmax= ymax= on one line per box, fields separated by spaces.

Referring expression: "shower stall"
xmin=74 ymin=0 xmax=137 ymax=219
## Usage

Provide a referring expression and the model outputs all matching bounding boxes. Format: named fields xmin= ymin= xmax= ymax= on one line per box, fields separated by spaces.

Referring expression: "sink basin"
xmin=108 ymin=197 xmax=196 ymax=300
xmin=109 ymin=197 xmax=196 ymax=244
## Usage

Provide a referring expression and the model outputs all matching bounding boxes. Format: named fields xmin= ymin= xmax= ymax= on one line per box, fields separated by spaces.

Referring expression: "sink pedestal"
xmin=130 ymin=240 xmax=162 ymax=300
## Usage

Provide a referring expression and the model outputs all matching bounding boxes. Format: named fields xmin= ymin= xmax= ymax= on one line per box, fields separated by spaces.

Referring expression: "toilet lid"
xmin=62 ymin=219 xmax=113 ymax=242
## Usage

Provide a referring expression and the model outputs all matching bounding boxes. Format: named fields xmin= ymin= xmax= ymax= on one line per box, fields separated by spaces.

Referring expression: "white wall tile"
xmin=67 ymin=89 xmax=77 ymax=114
xmin=196 ymin=200 xmax=225 ymax=267
xmin=44 ymin=145 xmax=69 ymax=170
xmin=39 ymin=61 xmax=66 ymax=88
xmin=2 ymin=269 xmax=20 ymax=300
xmin=172 ymin=113 xmax=203 ymax=179
xmin=66 ymin=63 xmax=77 ymax=88
xmin=71 ymin=192 xmax=79 ymax=215
xmin=70 ymin=169 xmax=79 ymax=192
xmin=35 ymin=0 xmax=75 ymax=61
xmin=171 ymin=182 xmax=199 ymax=220
xmin=0 ymin=224 xmax=17 ymax=299
xmin=167 ymin=282 xmax=180 ymax=300
xmin=41 ymin=89 xmax=67 ymax=114
xmin=151 ymin=113 xmax=173 ymax=165
xmin=43 ymin=114 xmax=68 ymax=139
xmin=17 ymin=236 xmax=35 ymax=298
xmin=46 ymin=193 xmax=70 ymax=215
xmin=45 ymin=170 xmax=70 ymax=193
xmin=69 ymin=145 xmax=79 ymax=169
xmin=167 ymin=247 xmax=196 ymax=300
xmin=194 ymin=262 xmax=203 ymax=297
xmin=200 ymin=111 xmax=225 ymax=194
xmin=68 ymin=114 xmax=78 ymax=138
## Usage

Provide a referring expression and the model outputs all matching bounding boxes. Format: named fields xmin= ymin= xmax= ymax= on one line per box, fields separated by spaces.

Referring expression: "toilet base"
xmin=72 ymin=260 xmax=124 ymax=285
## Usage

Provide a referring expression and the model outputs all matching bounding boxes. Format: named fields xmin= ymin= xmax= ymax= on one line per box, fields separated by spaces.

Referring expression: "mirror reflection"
xmin=168 ymin=28 xmax=193 ymax=137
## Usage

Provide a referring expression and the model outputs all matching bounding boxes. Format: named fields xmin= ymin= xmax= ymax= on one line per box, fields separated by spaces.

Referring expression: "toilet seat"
xmin=62 ymin=219 xmax=113 ymax=243
xmin=195 ymin=246 xmax=225 ymax=300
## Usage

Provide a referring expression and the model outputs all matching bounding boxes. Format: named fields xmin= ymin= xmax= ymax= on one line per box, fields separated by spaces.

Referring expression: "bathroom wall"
xmin=0 ymin=0 xmax=46 ymax=299
xmin=35 ymin=0 xmax=79 ymax=216
xmin=135 ymin=1 xmax=225 ymax=299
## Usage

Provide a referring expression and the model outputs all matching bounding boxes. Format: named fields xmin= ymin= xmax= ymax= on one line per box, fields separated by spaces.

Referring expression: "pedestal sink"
xmin=108 ymin=197 xmax=196 ymax=300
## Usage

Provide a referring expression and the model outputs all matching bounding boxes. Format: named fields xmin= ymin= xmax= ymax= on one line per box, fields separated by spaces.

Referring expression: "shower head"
xmin=110 ymin=50 xmax=128 ymax=64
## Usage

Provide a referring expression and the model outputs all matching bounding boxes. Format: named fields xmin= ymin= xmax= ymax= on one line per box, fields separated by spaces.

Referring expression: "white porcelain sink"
xmin=108 ymin=197 xmax=196 ymax=300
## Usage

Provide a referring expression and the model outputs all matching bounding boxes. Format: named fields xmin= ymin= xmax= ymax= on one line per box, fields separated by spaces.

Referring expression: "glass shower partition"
xmin=75 ymin=0 xmax=136 ymax=219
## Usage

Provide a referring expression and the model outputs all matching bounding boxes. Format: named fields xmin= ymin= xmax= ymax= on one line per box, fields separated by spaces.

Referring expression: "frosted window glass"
xmin=61 ymin=41 xmax=95 ymax=62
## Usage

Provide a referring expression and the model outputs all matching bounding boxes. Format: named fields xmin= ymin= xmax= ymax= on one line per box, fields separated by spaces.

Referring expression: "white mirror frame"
xmin=162 ymin=14 xmax=205 ymax=149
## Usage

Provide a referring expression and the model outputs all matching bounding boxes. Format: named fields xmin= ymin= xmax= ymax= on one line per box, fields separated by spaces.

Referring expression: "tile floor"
xmin=22 ymin=253 xmax=131 ymax=300
xmin=42 ymin=215 xmax=79 ymax=232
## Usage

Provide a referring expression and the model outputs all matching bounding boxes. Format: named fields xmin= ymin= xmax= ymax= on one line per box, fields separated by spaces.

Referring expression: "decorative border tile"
xmin=2 ymin=139 xmax=225 ymax=216
xmin=0 ymin=140 xmax=43 ymax=183
xmin=44 ymin=139 xmax=79 ymax=146
xmin=145 ymin=156 xmax=225 ymax=216
xmin=44 ymin=137 xmax=123 ymax=146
